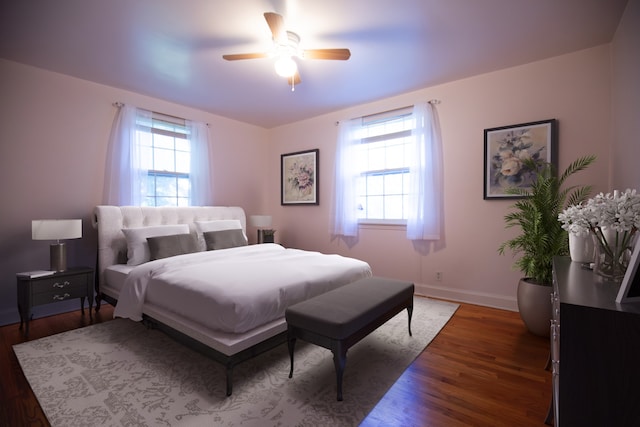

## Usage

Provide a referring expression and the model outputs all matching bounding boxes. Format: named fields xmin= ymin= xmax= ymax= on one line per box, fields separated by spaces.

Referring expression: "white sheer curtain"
xmin=103 ymin=104 xmax=212 ymax=206
xmin=187 ymin=120 xmax=212 ymax=206
xmin=331 ymin=118 xmax=361 ymax=237
xmin=406 ymin=102 xmax=443 ymax=241
xmin=103 ymin=105 xmax=151 ymax=205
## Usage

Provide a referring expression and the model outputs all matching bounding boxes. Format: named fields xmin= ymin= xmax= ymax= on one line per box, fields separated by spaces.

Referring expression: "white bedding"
xmin=114 ymin=243 xmax=372 ymax=334
xmin=104 ymin=264 xmax=134 ymax=294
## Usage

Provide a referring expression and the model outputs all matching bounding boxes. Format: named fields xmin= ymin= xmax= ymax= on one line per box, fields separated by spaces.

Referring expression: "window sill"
xmin=358 ymin=220 xmax=406 ymax=230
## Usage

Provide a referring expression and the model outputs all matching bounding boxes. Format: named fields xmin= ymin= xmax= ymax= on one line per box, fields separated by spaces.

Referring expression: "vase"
xmin=591 ymin=228 xmax=635 ymax=282
xmin=569 ymin=232 xmax=595 ymax=263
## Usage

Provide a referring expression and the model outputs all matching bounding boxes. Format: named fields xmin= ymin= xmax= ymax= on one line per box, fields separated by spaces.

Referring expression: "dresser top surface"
xmin=553 ymin=256 xmax=640 ymax=314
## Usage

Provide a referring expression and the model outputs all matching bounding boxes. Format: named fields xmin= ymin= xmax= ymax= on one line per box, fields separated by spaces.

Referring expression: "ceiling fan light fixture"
xmin=222 ymin=12 xmax=350 ymax=88
xmin=274 ymin=55 xmax=297 ymax=77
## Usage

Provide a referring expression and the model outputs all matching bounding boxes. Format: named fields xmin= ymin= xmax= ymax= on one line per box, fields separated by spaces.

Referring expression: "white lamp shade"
xmin=249 ymin=215 xmax=272 ymax=228
xmin=32 ymin=219 xmax=82 ymax=240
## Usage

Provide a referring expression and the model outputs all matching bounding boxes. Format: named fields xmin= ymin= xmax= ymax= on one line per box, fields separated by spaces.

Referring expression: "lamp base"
xmin=257 ymin=230 xmax=274 ymax=244
xmin=50 ymin=243 xmax=67 ymax=272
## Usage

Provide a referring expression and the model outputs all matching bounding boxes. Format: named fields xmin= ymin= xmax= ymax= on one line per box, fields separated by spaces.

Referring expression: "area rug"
xmin=13 ymin=297 xmax=457 ymax=427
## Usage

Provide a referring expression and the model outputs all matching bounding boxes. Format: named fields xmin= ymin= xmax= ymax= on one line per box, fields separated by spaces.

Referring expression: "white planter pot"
xmin=569 ymin=232 xmax=595 ymax=263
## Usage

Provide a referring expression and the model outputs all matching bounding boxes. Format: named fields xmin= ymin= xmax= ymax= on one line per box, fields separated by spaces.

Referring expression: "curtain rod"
xmin=335 ymin=99 xmax=441 ymax=126
xmin=113 ymin=102 xmax=183 ymax=121
xmin=112 ymin=102 xmax=210 ymax=127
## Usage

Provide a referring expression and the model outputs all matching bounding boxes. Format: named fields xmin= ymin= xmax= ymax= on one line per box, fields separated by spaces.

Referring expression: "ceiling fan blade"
xmin=264 ymin=12 xmax=286 ymax=44
xmin=222 ymin=52 xmax=269 ymax=61
xmin=303 ymin=48 xmax=351 ymax=60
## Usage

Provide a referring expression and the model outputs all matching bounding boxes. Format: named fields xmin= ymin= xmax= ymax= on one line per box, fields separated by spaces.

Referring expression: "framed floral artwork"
xmin=281 ymin=149 xmax=319 ymax=205
xmin=483 ymin=119 xmax=557 ymax=199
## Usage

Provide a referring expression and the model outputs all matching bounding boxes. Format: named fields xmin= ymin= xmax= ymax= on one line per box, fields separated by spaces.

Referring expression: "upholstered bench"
xmin=285 ymin=276 xmax=414 ymax=401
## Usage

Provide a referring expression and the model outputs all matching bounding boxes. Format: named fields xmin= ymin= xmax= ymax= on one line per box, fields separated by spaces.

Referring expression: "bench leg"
xmin=288 ymin=332 xmax=297 ymax=378
xmin=226 ymin=364 xmax=233 ymax=396
xmin=407 ymin=304 xmax=414 ymax=337
xmin=332 ymin=341 xmax=347 ymax=401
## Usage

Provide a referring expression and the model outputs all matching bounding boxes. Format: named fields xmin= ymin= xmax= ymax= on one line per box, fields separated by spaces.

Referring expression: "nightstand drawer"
xmin=30 ymin=274 xmax=88 ymax=295
xmin=32 ymin=285 xmax=89 ymax=305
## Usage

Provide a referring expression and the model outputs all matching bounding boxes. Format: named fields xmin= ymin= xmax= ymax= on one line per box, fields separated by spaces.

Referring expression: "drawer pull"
xmin=53 ymin=293 xmax=71 ymax=301
xmin=53 ymin=281 xmax=71 ymax=288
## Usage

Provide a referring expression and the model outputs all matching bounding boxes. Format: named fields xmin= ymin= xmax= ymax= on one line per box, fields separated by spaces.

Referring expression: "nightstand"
xmin=17 ymin=267 xmax=94 ymax=337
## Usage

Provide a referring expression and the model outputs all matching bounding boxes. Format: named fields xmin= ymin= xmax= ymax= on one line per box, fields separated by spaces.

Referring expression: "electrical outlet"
xmin=436 ymin=272 xmax=443 ymax=281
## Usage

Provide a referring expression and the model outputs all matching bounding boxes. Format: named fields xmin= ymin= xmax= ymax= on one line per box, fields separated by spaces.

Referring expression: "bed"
xmin=93 ymin=205 xmax=372 ymax=395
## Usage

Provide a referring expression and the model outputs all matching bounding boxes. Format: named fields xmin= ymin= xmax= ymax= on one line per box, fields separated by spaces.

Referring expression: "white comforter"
xmin=113 ymin=244 xmax=372 ymax=334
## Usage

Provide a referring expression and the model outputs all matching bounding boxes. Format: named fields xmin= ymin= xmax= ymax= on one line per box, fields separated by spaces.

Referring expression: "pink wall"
xmin=611 ymin=0 xmax=640 ymax=190
xmin=268 ymin=45 xmax=614 ymax=310
xmin=0 ymin=59 xmax=268 ymax=324
xmin=1 ymin=3 xmax=637 ymax=324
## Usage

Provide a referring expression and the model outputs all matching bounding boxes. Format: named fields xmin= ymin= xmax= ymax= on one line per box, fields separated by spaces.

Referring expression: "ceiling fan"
xmin=222 ymin=12 xmax=351 ymax=90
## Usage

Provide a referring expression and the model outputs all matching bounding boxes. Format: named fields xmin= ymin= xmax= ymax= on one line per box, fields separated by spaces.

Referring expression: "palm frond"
xmin=498 ymin=154 xmax=596 ymax=285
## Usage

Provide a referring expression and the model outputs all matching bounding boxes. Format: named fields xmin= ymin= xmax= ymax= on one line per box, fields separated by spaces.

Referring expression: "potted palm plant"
xmin=498 ymin=155 xmax=595 ymax=336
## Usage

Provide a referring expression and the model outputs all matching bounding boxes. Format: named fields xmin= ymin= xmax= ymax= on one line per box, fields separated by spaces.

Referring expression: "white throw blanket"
xmin=114 ymin=244 xmax=372 ymax=333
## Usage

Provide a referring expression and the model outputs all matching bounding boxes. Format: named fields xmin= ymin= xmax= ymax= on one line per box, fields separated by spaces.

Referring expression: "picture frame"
xmin=281 ymin=149 xmax=319 ymax=205
xmin=616 ymin=242 xmax=640 ymax=303
xmin=483 ymin=119 xmax=557 ymax=200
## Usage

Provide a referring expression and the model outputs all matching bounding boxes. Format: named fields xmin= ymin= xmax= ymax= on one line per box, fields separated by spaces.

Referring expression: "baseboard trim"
xmin=0 ymin=307 xmax=18 ymax=327
xmin=415 ymin=283 xmax=518 ymax=312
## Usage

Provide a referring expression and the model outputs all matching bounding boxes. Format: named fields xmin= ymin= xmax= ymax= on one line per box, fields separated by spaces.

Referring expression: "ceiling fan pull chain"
xmin=290 ymin=76 xmax=295 ymax=92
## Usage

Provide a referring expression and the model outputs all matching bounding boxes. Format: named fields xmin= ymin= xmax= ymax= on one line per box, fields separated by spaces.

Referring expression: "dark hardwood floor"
xmin=0 ymin=300 xmax=551 ymax=426
xmin=362 ymin=302 xmax=552 ymax=426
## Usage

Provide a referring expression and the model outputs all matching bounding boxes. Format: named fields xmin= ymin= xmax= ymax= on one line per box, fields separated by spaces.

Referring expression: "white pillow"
xmin=122 ymin=224 xmax=190 ymax=266
xmin=195 ymin=220 xmax=246 ymax=251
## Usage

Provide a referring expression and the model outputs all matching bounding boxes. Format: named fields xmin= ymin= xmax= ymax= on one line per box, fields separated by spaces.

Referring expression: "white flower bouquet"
xmin=558 ymin=189 xmax=640 ymax=280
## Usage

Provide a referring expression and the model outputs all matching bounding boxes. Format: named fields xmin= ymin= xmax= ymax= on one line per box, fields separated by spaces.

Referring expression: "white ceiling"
xmin=0 ymin=0 xmax=629 ymax=128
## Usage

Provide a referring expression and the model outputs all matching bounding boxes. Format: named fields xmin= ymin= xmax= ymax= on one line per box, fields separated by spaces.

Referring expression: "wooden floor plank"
xmin=0 ymin=301 xmax=551 ymax=426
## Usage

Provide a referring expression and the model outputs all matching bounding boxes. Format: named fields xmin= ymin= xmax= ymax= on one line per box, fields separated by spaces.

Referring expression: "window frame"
xmin=138 ymin=112 xmax=192 ymax=207
xmin=355 ymin=107 xmax=414 ymax=225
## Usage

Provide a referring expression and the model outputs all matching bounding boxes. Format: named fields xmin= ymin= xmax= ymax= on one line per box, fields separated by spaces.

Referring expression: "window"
xmin=104 ymin=104 xmax=211 ymax=207
xmin=332 ymin=101 xmax=442 ymax=240
xmin=355 ymin=108 xmax=414 ymax=223
xmin=137 ymin=113 xmax=191 ymax=206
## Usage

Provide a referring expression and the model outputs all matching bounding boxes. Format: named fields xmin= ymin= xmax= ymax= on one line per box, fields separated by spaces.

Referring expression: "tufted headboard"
xmin=93 ymin=205 xmax=246 ymax=289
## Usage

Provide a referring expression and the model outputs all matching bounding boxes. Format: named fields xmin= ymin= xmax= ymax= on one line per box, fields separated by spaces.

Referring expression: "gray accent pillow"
xmin=203 ymin=229 xmax=248 ymax=250
xmin=147 ymin=233 xmax=200 ymax=260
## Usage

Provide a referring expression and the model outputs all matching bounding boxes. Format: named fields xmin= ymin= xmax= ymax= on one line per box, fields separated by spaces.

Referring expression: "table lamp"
xmin=32 ymin=219 xmax=82 ymax=272
xmin=249 ymin=215 xmax=274 ymax=244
